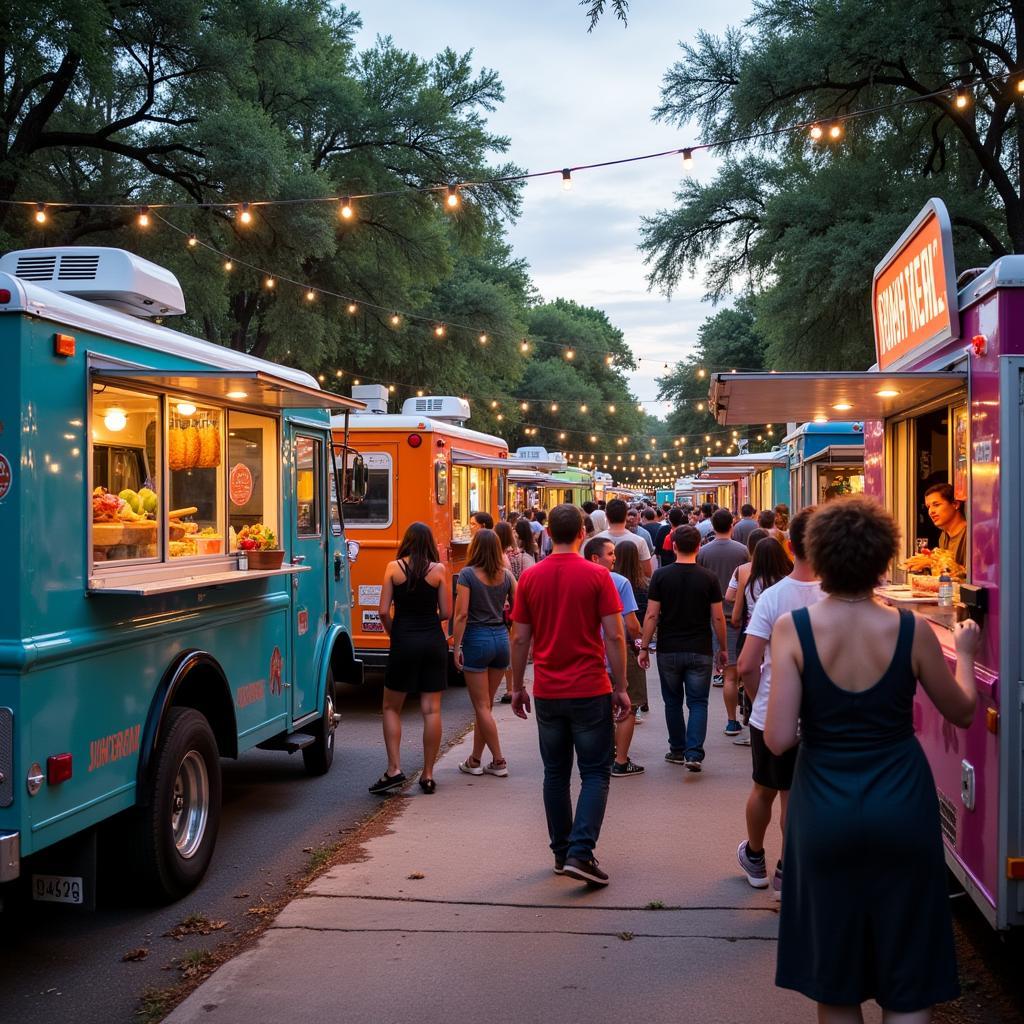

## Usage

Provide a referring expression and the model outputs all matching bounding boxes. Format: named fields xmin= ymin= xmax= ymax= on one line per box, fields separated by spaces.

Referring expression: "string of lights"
xmin=9 ymin=69 xmax=1017 ymax=218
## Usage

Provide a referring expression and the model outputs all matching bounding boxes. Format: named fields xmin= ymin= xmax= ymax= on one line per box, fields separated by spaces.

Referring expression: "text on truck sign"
xmin=872 ymin=199 xmax=959 ymax=370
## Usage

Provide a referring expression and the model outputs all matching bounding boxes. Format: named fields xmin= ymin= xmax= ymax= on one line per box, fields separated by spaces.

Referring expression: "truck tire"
xmin=133 ymin=707 xmax=222 ymax=902
xmin=302 ymin=669 xmax=337 ymax=776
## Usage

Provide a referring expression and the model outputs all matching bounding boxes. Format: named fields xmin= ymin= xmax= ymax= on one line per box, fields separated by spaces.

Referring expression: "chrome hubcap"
xmin=171 ymin=750 xmax=209 ymax=859
xmin=326 ymin=695 xmax=336 ymax=751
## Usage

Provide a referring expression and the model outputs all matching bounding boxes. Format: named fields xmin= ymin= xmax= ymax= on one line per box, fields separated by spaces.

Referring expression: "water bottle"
xmin=937 ymin=571 xmax=953 ymax=607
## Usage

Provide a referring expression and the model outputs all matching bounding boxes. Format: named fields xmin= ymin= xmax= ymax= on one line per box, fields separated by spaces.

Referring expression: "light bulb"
xmin=446 ymin=186 xmax=460 ymax=209
xmin=224 ymin=260 xmax=233 ymax=272
xmin=104 ymin=408 xmax=127 ymax=432
xmin=829 ymin=122 xmax=843 ymax=139
xmin=306 ymin=290 xmax=315 ymax=301
xmin=605 ymin=354 xmax=613 ymax=365
xmin=434 ymin=324 xmax=446 ymax=338
xmin=239 ymin=203 xmax=252 ymax=224
xmin=177 ymin=403 xmax=197 ymax=417
xmin=550 ymin=403 xmax=558 ymax=413
xmin=340 ymin=197 xmax=354 ymax=220
xmin=347 ymin=302 xmax=357 ymax=314
xmin=390 ymin=313 xmax=401 ymax=326
xmin=565 ymin=349 xmax=575 ymax=360
xmin=608 ymin=404 xmax=615 ymax=413
xmin=187 ymin=233 xmax=198 ymax=247
xmin=479 ymin=334 xmax=487 ymax=344
xmin=580 ymin=404 xmax=587 ymax=413
xmin=490 ymin=400 xmax=498 ymax=409
xmin=1017 ymin=78 xmax=1024 ymax=94
xmin=137 ymin=207 xmax=150 ymax=228
xmin=681 ymin=148 xmax=694 ymax=171
xmin=264 ymin=277 xmax=275 ymax=289
xmin=697 ymin=402 xmax=705 ymax=411
xmin=696 ymin=368 xmax=706 ymax=378
xmin=34 ymin=203 xmax=46 ymax=224
xmin=561 ymin=168 xmax=572 ymax=191
xmin=559 ymin=432 xmax=566 ymax=440
xmin=520 ymin=340 xmax=529 ymax=352
xmin=337 ymin=370 xmax=343 ymax=378
xmin=810 ymin=124 xmax=823 ymax=140
xmin=954 ymin=90 xmax=969 ymax=109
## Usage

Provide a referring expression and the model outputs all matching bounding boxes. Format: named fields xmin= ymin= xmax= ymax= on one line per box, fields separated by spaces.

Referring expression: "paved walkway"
xmin=168 ymin=670 xmax=882 ymax=1023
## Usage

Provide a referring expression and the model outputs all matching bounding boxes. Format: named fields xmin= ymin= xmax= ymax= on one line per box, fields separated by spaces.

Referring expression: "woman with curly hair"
xmin=766 ymin=496 xmax=979 ymax=1022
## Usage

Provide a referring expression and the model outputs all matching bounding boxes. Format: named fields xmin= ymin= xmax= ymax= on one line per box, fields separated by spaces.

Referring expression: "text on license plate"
xmin=32 ymin=874 xmax=84 ymax=904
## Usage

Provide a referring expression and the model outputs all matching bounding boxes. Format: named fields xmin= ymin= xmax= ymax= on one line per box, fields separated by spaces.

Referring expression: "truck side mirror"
xmin=349 ymin=455 xmax=368 ymax=501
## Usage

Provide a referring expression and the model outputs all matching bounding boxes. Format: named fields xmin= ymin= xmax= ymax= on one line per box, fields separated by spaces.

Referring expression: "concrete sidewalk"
xmin=168 ymin=672 xmax=881 ymax=1024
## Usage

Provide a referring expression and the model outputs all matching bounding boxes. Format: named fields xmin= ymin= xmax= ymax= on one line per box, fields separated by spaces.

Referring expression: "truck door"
xmin=289 ymin=427 xmax=330 ymax=720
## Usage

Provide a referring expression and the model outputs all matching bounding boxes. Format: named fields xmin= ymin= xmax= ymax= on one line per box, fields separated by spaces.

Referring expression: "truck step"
xmin=256 ymin=732 xmax=316 ymax=753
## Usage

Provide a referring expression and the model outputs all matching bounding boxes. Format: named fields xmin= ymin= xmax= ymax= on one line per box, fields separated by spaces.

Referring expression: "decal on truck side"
xmin=88 ymin=724 xmax=142 ymax=771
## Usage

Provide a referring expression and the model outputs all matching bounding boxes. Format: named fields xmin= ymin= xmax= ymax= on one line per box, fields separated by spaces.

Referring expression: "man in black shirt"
xmin=639 ymin=525 xmax=727 ymax=772
xmin=657 ymin=507 xmax=685 ymax=567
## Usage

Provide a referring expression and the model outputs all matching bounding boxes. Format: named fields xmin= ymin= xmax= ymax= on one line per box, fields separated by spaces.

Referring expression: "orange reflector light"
xmin=54 ymin=333 xmax=75 ymax=357
xmin=47 ymin=753 xmax=73 ymax=785
xmin=1007 ymin=858 xmax=1024 ymax=880
xmin=986 ymin=707 xmax=999 ymax=734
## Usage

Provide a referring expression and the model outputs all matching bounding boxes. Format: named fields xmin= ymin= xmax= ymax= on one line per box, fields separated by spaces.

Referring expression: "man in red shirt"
xmin=511 ymin=503 xmax=629 ymax=887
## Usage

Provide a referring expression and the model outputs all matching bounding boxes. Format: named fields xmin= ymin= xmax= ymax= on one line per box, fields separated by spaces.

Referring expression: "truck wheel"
xmin=302 ymin=669 xmax=337 ymax=776
xmin=134 ymin=707 xmax=221 ymax=902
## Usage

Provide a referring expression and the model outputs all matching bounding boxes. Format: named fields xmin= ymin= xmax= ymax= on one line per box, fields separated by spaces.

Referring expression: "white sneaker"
xmin=634 ymin=709 xmax=645 ymax=724
xmin=732 ymin=731 xmax=751 ymax=746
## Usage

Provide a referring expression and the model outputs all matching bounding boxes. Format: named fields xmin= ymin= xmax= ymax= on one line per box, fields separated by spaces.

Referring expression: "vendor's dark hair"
xmin=396 ymin=522 xmax=439 ymax=589
xmin=806 ymin=497 xmax=898 ymax=595
xmin=924 ymin=483 xmax=960 ymax=508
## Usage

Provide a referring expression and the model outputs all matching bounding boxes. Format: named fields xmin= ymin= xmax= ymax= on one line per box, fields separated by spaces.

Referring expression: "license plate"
xmin=32 ymin=874 xmax=84 ymax=905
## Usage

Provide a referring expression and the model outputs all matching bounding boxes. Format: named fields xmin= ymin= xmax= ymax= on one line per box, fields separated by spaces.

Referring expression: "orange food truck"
xmin=331 ymin=387 xmax=553 ymax=669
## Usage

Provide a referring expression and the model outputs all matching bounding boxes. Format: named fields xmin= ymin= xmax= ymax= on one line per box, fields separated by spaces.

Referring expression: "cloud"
xmin=355 ymin=1 xmax=753 ymax=408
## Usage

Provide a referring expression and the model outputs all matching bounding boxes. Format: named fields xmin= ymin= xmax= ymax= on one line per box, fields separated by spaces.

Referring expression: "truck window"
xmin=296 ymin=435 xmax=322 ymax=536
xmin=342 ymin=452 xmax=392 ymax=528
xmin=168 ymin=404 xmax=225 ymax=558
xmin=227 ymin=410 xmax=279 ymax=545
xmin=452 ymin=465 xmax=490 ymax=542
xmin=90 ymin=384 xmax=161 ymax=564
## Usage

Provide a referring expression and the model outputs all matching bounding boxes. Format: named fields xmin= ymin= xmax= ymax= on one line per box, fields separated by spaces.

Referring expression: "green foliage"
xmin=642 ymin=1 xmax=1017 ymax=373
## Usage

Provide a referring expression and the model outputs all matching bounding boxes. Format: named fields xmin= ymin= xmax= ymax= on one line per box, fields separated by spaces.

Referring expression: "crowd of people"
xmin=368 ymin=492 xmax=980 ymax=1023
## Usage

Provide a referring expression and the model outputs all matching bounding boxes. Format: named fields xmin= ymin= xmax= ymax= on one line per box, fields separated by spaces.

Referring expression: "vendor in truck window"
xmin=904 ymin=483 xmax=967 ymax=575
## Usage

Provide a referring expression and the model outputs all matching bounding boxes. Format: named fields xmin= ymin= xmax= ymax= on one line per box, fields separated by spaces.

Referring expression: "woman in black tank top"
xmin=370 ymin=523 xmax=451 ymax=796
xmin=764 ymin=498 xmax=979 ymax=1021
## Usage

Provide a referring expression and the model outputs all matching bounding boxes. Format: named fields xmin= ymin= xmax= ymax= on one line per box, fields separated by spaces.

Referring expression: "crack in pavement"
xmin=298 ymin=893 xmax=777 ymax=913
xmin=271 ymin=925 xmax=776 ymax=941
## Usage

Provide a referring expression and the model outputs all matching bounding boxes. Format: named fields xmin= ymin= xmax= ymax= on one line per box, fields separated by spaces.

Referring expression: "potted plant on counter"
xmin=237 ymin=524 xmax=284 ymax=569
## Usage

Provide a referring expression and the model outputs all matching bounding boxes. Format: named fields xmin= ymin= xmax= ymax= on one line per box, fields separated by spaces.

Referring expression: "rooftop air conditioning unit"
xmin=0 ymin=246 xmax=186 ymax=317
xmin=351 ymin=384 xmax=389 ymax=414
xmin=400 ymin=396 xmax=470 ymax=424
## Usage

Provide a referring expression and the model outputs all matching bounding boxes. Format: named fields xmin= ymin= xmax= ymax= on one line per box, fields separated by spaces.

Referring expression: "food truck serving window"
xmin=90 ymin=380 xmax=282 ymax=572
xmin=886 ymin=390 xmax=970 ymax=594
xmin=452 ymin=465 xmax=490 ymax=543
xmin=91 ymin=384 xmax=161 ymax=564
xmin=342 ymin=452 xmax=392 ymax=528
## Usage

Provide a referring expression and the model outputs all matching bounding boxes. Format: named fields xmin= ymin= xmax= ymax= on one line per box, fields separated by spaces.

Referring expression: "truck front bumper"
xmin=0 ymin=831 xmax=20 ymax=882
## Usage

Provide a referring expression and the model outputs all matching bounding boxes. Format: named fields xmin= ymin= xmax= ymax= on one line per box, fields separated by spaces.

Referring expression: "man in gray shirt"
xmin=731 ymin=504 xmax=758 ymax=546
xmin=697 ymin=509 xmax=750 ymax=738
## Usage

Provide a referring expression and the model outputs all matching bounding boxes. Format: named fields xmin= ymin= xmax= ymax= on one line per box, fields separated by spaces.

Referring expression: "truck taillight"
xmin=407 ymin=433 xmax=422 ymax=448
xmin=47 ymin=754 xmax=72 ymax=785
xmin=0 ymin=289 xmax=10 ymax=303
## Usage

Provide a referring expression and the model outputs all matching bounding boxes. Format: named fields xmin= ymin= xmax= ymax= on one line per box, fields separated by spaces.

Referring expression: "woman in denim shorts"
xmin=453 ymin=529 xmax=516 ymax=777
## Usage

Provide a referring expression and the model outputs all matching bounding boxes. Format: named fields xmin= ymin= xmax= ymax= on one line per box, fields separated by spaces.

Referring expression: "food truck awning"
xmin=508 ymin=469 xmax=575 ymax=486
xmin=451 ymin=449 xmax=513 ymax=470
xmin=90 ymin=368 xmax=365 ymax=412
xmin=709 ymin=371 xmax=966 ymax=426
xmin=802 ymin=444 xmax=865 ymax=466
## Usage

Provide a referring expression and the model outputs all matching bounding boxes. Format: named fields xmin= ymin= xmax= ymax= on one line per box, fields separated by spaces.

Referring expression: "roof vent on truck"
xmin=400 ymin=395 xmax=470 ymax=425
xmin=0 ymin=246 xmax=186 ymax=317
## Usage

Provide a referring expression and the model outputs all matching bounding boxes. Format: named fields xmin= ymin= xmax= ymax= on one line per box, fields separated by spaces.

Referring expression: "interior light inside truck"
xmin=104 ymin=408 xmax=127 ymax=432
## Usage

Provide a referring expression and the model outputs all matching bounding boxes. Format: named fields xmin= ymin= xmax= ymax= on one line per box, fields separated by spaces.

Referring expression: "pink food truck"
xmin=709 ymin=198 xmax=1023 ymax=929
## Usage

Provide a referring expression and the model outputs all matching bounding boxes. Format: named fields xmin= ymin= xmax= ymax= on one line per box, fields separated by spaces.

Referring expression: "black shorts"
xmin=750 ymin=725 xmax=797 ymax=791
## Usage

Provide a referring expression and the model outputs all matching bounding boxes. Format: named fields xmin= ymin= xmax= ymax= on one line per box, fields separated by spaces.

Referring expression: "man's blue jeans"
xmin=534 ymin=694 xmax=614 ymax=862
xmin=656 ymin=651 xmax=713 ymax=762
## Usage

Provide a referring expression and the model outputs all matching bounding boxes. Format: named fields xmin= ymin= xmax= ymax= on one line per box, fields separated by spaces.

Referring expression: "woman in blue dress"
xmin=765 ymin=497 xmax=979 ymax=1023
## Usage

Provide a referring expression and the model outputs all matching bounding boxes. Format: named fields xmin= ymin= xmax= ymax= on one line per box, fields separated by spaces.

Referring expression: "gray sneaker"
xmin=771 ymin=864 xmax=782 ymax=900
xmin=737 ymin=840 xmax=770 ymax=889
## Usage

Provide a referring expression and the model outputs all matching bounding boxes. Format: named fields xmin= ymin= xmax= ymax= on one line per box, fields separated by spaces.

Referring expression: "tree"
xmin=640 ymin=1 xmax=1019 ymax=370
xmin=581 ymin=1 xmax=630 ymax=31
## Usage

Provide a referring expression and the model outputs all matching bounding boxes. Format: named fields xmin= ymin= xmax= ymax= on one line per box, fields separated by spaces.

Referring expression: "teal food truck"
xmin=0 ymin=247 xmax=364 ymax=906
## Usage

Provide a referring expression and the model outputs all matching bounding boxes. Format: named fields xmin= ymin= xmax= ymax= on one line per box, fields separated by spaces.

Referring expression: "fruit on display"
xmin=138 ymin=487 xmax=158 ymax=514
xmin=119 ymin=488 xmax=142 ymax=513
xmin=237 ymin=523 xmax=277 ymax=551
